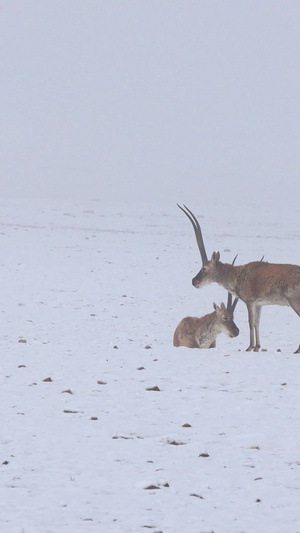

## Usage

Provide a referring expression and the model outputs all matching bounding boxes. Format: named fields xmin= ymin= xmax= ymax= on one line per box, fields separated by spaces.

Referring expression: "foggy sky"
xmin=1 ymin=1 xmax=300 ymax=208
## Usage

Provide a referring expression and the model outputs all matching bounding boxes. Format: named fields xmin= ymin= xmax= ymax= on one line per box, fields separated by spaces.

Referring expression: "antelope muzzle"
xmin=192 ymin=268 xmax=207 ymax=288
xmin=230 ymin=324 xmax=240 ymax=338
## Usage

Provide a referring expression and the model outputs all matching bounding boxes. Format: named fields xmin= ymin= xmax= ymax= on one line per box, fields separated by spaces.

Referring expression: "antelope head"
xmin=214 ymin=291 xmax=239 ymax=334
xmin=178 ymin=204 xmax=223 ymax=288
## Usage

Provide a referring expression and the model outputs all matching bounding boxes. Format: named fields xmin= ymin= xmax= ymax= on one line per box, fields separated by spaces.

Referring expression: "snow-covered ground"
xmin=1 ymin=197 xmax=300 ymax=533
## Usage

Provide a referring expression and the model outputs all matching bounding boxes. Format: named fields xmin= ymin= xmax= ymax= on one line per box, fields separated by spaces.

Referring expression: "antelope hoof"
xmin=294 ymin=345 xmax=300 ymax=354
xmin=246 ymin=344 xmax=260 ymax=352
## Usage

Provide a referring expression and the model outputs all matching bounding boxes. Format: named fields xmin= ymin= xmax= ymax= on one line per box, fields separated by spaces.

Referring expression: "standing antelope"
xmin=173 ymin=292 xmax=239 ymax=348
xmin=178 ymin=204 xmax=300 ymax=353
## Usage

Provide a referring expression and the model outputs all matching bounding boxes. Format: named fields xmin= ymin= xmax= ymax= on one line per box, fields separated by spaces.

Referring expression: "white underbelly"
xmin=256 ymin=297 xmax=289 ymax=307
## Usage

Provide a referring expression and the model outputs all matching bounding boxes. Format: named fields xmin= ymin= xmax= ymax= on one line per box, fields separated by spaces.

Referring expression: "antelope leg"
xmin=246 ymin=303 xmax=256 ymax=351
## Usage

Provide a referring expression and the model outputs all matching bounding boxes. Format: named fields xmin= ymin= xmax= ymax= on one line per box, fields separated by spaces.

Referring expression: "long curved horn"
xmin=227 ymin=292 xmax=238 ymax=310
xmin=227 ymin=291 xmax=232 ymax=309
xmin=231 ymin=297 xmax=239 ymax=312
xmin=177 ymin=204 xmax=208 ymax=264
xmin=227 ymin=255 xmax=239 ymax=310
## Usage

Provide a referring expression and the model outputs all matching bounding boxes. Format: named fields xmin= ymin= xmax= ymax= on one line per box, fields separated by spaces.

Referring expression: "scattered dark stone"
xmin=137 ymin=367 xmax=145 ymax=370
xmin=199 ymin=453 xmax=210 ymax=457
xmin=43 ymin=377 xmax=52 ymax=382
xmin=190 ymin=493 xmax=204 ymax=499
xmin=112 ymin=435 xmax=133 ymax=440
xmin=281 ymin=382 xmax=287 ymax=386
xmin=62 ymin=389 xmax=73 ymax=394
xmin=167 ymin=440 xmax=186 ymax=446
xmin=276 ymin=348 xmax=281 ymax=352
xmin=144 ymin=485 xmax=160 ymax=490
xmin=113 ymin=345 xmax=119 ymax=349
xmin=182 ymin=423 xmax=192 ymax=428
xmin=18 ymin=339 xmax=27 ymax=343
xmin=63 ymin=410 xmax=80 ymax=414
xmin=97 ymin=380 xmax=107 ymax=385
xmin=256 ymin=498 xmax=261 ymax=503
xmin=144 ymin=345 xmax=152 ymax=349
xmin=90 ymin=417 xmax=98 ymax=421
xmin=2 ymin=461 xmax=9 ymax=465
xmin=146 ymin=386 xmax=160 ymax=391
xmin=18 ymin=365 xmax=26 ymax=368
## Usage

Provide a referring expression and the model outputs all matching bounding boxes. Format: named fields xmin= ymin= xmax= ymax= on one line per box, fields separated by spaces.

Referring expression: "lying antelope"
xmin=178 ymin=204 xmax=300 ymax=353
xmin=173 ymin=292 xmax=239 ymax=348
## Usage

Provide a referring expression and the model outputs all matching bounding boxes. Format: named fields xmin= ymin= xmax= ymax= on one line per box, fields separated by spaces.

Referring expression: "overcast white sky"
xmin=1 ymin=1 xmax=300 ymax=207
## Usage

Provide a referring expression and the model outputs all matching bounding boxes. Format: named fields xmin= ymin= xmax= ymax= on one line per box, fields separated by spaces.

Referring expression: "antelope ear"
xmin=211 ymin=251 xmax=220 ymax=262
xmin=220 ymin=302 xmax=226 ymax=311
xmin=213 ymin=302 xmax=217 ymax=311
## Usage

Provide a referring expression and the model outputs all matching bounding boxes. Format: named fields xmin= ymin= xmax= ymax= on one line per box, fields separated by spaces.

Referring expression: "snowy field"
xmin=1 ymin=197 xmax=300 ymax=533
